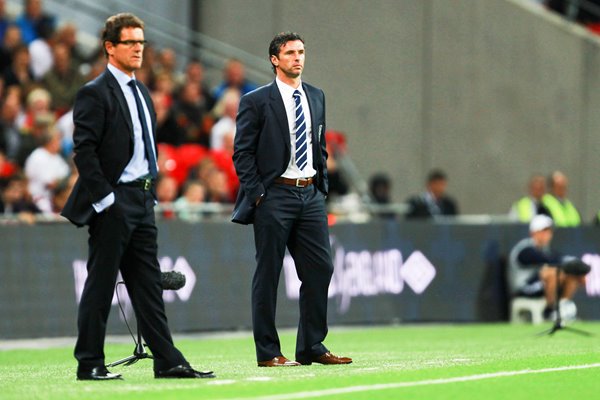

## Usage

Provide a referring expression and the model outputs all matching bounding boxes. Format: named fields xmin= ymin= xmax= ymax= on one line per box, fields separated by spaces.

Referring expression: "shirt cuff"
xmin=92 ymin=192 xmax=115 ymax=213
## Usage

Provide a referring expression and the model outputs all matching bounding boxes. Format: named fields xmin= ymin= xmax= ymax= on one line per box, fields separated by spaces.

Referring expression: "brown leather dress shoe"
xmin=300 ymin=351 xmax=352 ymax=365
xmin=257 ymin=356 xmax=301 ymax=367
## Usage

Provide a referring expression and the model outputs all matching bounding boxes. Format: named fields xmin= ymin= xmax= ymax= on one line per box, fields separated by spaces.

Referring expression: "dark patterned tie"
xmin=293 ymin=90 xmax=308 ymax=171
xmin=128 ymin=79 xmax=158 ymax=178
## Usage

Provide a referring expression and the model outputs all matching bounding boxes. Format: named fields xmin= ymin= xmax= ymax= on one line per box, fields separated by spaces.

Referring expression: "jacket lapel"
xmin=303 ymin=83 xmax=318 ymax=145
xmin=303 ymin=83 xmax=322 ymax=167
xmin=105 ymin=70 xmax=134 ymax=139
xmin=269 ymin=81 xmax=291 ymax=152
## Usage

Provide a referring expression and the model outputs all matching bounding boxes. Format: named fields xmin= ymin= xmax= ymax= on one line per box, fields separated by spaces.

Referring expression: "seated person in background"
xmin=405 ymin=169 xmax=458 ymax=219
xmin=173 ymin=180 xmax=206 ymax=222
xmin=210 ymin=88 xmax=240 ymax=151
xmin=508 ymin=215 xmax=589 ymax=321
xmin=0 ymin=173 xmax=40 ymax=223
xmin=509 ymin=174 xmax=550 ymax=222
xmin=212 ymin=58 xmax=257 ymax=101
xmin=24 ymin=126 xmax=70 ymax=214
xmin=541 ymin=171 xmax=581 ymax=227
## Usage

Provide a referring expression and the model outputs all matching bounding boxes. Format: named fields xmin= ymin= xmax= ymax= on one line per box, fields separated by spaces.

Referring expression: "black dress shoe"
xmin=155 ymin=364 xmax=215 ymax=379
xmin=77 ymin=366 xmax=122 ymax=381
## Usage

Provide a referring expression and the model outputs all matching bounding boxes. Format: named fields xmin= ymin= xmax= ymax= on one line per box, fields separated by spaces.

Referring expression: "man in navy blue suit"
xmin=62 ymin=13 xmax=213 ymax=381
xmin=232 ymin=32 xmax=351 ymax=367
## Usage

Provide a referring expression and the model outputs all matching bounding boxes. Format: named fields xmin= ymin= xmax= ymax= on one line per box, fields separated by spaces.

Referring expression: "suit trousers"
xmin=252 ymin=183 xmax=334 ymax=362
xmin=74 ymin=185 xmax=186 ymax=372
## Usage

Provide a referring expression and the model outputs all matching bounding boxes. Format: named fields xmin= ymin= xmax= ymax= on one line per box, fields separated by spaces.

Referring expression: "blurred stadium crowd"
xmin=0 ymin=0 xmax=257 ymax=223
xmin=1 ymin=0 xmax=599 ymax=225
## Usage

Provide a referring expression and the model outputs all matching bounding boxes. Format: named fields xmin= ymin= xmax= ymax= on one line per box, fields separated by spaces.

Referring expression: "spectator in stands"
xmin=541 ymin=171 xmax=581 ymax=227
xmin=0 ymin=149 xmax=17 ymax=187
xmin=15 ymin=0 xmax=55 ymax=45
xmin=204 ymin=167 xmax=231 ymax=203
xmin=16 ymin=86 xmax=52 ymax=132
xmin=156 ymin=174 xmax=179 ymax=219
xmin=324 ymin=131 xmax=349 ymax=200
xmin=3 ymin=44 xmax=34 ymax=90
xmin=153 ymin=91 xmax=185 ymax=146
xmin=156 ymin=47 xmax=182 ymax=83
xmin=24 ymin=126 xmax=70 ymax=214
xmin=42 ymin=42 xmax=86 ymax=114
xmin=509 ymin=174 xmax=550 ymax=222
xmin=508 ymin=214 xmax=589 ymax=321
xmin=0 ymin=88 xmax=23 ymax=161
xmin=368 ymin=173 xmax=394 ymax=219
xmin=546 ymin=0 xmax=600 ymax=24
xmin=0 ymin=24 xmax=22 ymax=74
xmin=210 ymin=88 xmax=239 ymax=150
xmin=0 ymin=173 xmax=40 ymax=223
xmin=28 ymin=17 xmax=54 ymax=80
xmin=54 ymin=23 xmax=87 ymax=68
xmin=0 ymin=0 xmax=10 ymax=44
xmin=182 ymin=58 xmax=214 ymax=110
xmin=405 ymin=169 xmax=458 ymax=219
xmin=212 ymin=58 xmax=257 ymax=101
xmin=15 ymin=109 xmax=54 ymax=167
xmin=153 ymin=71 xmax=175 ymax=108
xmin=173 ymin=179 xmax=206 ymax=221
xmin=172 ymin=80 xmax=210 ymax=146
xmin=50 ymin=168 xmax=76 ymax=214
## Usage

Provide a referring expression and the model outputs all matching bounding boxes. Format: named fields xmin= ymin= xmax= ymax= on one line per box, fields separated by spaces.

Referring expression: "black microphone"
xmin=161 ymin=271 xmax=186 ymax=290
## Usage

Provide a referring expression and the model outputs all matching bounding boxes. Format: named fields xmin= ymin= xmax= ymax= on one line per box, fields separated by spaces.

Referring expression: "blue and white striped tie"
xmin=293 ymin=90 xmax=308 ymax=171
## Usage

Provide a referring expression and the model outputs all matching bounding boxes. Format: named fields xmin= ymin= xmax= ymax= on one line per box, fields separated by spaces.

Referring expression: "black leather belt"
xmin=120 ymin=177 xmax=154 ymax=191
xmin=274 ymin=177 xmax=314 ymax=188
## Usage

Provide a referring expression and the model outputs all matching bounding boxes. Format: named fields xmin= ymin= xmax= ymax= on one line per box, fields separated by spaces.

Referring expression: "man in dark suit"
xmin=61 ymin=13 xmax=214 ymax=381
xmin=232 ymin=32 xmax=351 ymax=367
xmin=405 ymin=169 xmax=459 ymax=219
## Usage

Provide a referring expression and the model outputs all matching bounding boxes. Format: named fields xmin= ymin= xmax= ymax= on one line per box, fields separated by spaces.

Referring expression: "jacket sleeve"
xmin=233 ymin=94 xmax=265 ymax=202
xmin=320 ymin=90 xmax=329 ymax=194
xmin=71 ymin=84 xmax=114 ymax=203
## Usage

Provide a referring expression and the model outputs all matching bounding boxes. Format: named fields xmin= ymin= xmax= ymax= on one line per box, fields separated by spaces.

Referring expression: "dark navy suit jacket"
xmin=61 ymin=69 xmax=157 ymax=227
xmin=232 ymin=80 xmax=329 ymax=224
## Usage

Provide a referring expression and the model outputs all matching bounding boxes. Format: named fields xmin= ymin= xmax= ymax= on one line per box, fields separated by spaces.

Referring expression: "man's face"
xmin=529 ymin=178 xmax=545 ymax=200
xmin=532 ymin=228 xmax=553 ymax=247
xmin=271 ymin=40 xmax=305 ymax=79
xmin=106 ymin=27 xmax=145 ymax=76
xmin=552 ymin=176 xmax=568 ymax=198
xmin=428 ymin=179 xmax=447 ymax=199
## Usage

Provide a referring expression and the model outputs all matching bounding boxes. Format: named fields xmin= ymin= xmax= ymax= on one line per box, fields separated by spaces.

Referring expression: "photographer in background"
xmin=508 ymin=215 xmax=590 ymax=322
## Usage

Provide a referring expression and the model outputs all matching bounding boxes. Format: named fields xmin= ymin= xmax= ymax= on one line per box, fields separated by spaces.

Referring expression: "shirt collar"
xmin=107 ymin=63 xmax=137 ymax=87
xmin=275 ymin=77 xmax=304 ymax=100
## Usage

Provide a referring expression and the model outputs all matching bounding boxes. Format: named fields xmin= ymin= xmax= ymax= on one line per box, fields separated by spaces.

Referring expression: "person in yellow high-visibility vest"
xmin=509 ymin=174 xmax=549 ymax=222
xmin=541 ymin=171 xmax=581 ymax=227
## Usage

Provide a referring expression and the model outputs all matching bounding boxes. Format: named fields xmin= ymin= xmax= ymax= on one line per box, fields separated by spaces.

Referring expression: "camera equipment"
xmin=106 ymin=271 xmax=186 ymax=368
xmin=538 ymin=259 xmax=592 ymax=337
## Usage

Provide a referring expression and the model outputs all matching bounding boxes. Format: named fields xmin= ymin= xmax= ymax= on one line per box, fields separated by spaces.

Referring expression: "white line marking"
xmin=229 ymin=363 xmax=600 ymax=400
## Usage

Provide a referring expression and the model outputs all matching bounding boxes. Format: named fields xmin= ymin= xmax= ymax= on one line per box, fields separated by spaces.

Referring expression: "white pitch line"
xmin=228 ymin=363 xmax=600 ymax=400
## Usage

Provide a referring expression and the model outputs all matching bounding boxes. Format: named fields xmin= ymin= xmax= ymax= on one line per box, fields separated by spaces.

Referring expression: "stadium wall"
xmin=199 ymin=0 xmax=600 ymax=219
xmin=3 ymin=220 xmax=600 ymax=339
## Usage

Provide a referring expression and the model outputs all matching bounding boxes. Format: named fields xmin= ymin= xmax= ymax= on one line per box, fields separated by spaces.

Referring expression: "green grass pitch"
xmin=2 ymin=323 xmax=600 ymax=399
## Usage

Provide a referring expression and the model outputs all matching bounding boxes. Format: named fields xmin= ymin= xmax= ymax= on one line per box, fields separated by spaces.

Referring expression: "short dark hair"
xmin=427 ymin=169 xmax=447 ymax=183
xmin=268 ymin=32 xmax=304 ymax=74
xmin=101 ymin=13 xmax=144 ymax=57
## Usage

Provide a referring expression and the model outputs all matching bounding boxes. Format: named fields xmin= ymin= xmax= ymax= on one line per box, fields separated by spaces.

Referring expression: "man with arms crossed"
xmin=62 ymin=13 xmax=214 ymax=380
xmin=232 ymin=32 xmax=351 ymax=367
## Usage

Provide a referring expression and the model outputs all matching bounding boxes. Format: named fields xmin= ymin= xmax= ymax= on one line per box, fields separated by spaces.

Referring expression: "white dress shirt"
xmin=275 ymin=77 xmax=316 ymax=179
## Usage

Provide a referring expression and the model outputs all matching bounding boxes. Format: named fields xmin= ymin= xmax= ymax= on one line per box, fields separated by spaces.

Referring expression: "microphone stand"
xmin=106 ymin=282 xmax=153 ymax=368
xmin=538 ymin=266 xmax=592 ymax=337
